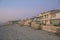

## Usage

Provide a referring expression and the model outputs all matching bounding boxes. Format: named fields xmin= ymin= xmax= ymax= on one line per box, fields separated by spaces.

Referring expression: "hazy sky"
xmin=0 ymin=0 xmax=60 ymax=22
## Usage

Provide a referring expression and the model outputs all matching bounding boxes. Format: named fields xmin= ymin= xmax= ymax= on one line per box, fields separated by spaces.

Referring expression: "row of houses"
xmin=6 ymin=9 xmax=60 ymax=26
xmin=24 ymin=9 xmax=60 ymax=26
xmin=18 ymin=9 xmax=60 ymax=36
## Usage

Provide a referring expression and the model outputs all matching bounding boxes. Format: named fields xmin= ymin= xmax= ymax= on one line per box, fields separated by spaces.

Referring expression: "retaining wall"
xmin=42 ymin=25 xmax=60 ymax=33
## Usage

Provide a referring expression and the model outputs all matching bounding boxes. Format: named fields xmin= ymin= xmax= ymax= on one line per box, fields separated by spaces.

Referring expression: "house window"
xmin=44 ymin=15 xmax=46 ymax=18
xmin=42 ymin=16 xmax=43 ymax=19
xmin=51 ymin=14 xmax=56 ymax=18
xmin=46 ymin=15 xmax=48 ymax=18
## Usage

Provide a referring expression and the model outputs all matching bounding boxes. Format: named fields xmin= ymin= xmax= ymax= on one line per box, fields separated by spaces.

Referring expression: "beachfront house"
xmin=38 ymin=9 xmax=60 ymax=26
xmin=24 ymin=18 xmax=34 ymax=26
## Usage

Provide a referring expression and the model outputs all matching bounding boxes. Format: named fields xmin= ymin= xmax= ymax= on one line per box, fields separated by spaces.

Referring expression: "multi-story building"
xmin=38 ymin=9 xmax=60 ymax=26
